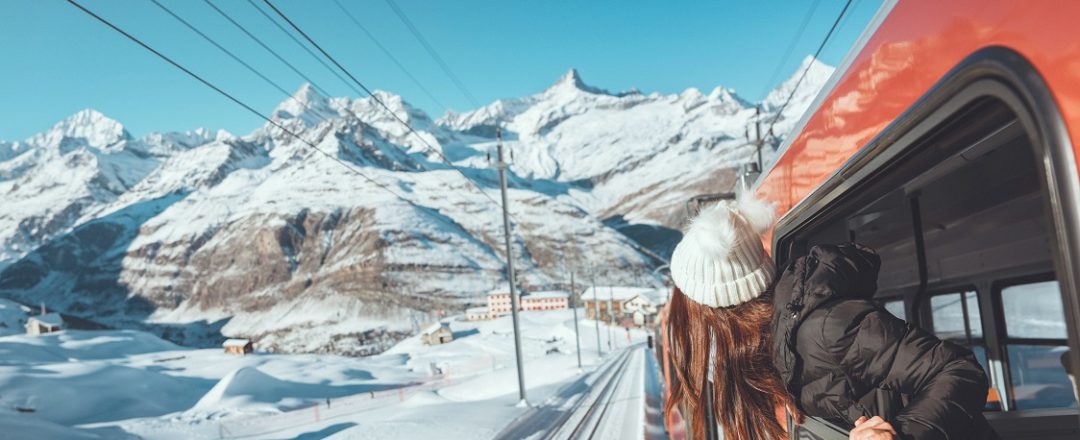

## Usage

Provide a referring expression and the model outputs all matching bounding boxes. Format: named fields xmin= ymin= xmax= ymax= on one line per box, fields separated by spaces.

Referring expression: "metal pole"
xmin=496 ymin=128 xmax=528 ymax=405
xmin=755 ymin=105 xmax=763 ymax=170
xmin=590 ymin=267 xmax=602 ymax=356
xmin=571 ymin=272 xmax=582 ymax=369
xmin=607 ymin=284 xmax=615 ymax=351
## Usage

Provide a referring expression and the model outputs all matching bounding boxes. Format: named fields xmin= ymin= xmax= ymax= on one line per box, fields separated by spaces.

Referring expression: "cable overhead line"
xmin=173 ymin=0 xmax=433 ymax=172
xmin=201 ymin=0 xmax=333 ymax=99
xmin=764 ymin=0 xmax=853 ymax=143
xmin=331 ymin=0 xmax=449 ymax=112
xmin=149 ymin=0 xmax=335 ymax=123
xmin=383 ymin=0 xmax=480 ymax=107
xmin=763 ymin=0 xmax=822 ymax=92
xmin=64 ymin=0 xmax=416 ymax=208
xmin=243 ymin=0 xmax=365 ymax=98
xmin=261 ymin=0 xmax=508 ymax=212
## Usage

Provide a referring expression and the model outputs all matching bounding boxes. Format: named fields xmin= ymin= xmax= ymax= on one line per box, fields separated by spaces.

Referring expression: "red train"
xmin=660 ymin=0 xmax=1080 ymax=438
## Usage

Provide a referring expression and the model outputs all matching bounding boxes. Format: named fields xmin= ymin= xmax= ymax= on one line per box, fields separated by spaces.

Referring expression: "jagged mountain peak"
xmin=272 ymin=83 xmax=336 ymax=127
xmin=292 ymin=83 xmax=326 ymax=104
xmin=544 ymin=68 xmax=616 ymax=96
xmin=38 ymin=108 xmax=131 ymax=151
xmin=763 ymin=55 xmax=836 ymax=112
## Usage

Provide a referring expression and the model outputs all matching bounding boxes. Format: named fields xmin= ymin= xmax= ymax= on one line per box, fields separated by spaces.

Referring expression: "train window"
xmin=1002 ymin=281 xmax=1067 ymax=339
xmin=928 ymin=290 xmax=989 ymax=375
xmin=929 ymin=291 xmax=983 ymax=339
xmin=772 ymin=54 xmax=1080 ymax=439
xmin=999 ymin=279 xmax=1077 ymax=410
xmin=883 ymin=299 xmax=906 ymax=321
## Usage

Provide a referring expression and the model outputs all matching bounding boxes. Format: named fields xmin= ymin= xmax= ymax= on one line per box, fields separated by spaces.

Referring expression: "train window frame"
xmin=766 ymin=47 xmax=1080 ymax=437
xmin=992 ymin=273 xmax=1077 ymax=411
xmin=922 ymin=287 xmax=984 ymax=341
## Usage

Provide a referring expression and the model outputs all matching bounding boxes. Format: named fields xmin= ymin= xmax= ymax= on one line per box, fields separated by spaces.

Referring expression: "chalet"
xmin=421 ymin=322 xmax=453 ymax=345
xmin=223 ymin=339 xmax=254 ymax=355
xmin=24 ymin=313 xmax=64 ymax=336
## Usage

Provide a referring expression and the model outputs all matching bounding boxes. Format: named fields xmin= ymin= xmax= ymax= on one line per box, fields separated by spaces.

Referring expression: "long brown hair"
xmin=664 ymin=286 xmax=788 ymax=439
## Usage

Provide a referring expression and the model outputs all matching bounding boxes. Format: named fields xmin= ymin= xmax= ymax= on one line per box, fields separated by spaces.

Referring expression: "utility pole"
xmin=607 ymin=284 xmax=615 ymax=351
xmin=496 ymin=127 xmax=528 ymax=406
xmin=590 ymin=267 xmax=602 ymax=357
xmin=571 ymin=272 xmax=582 ymax=369
xmin=755 ymin=105 xmax=764 ymax=171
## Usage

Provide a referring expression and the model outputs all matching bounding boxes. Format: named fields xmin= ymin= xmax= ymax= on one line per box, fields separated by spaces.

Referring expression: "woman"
xmin=664 ymin=196 xmax=997 ymax=439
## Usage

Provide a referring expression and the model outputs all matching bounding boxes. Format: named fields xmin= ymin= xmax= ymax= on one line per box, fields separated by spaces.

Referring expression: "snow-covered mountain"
xmin=0 ymin=58 xmax=833 ymax=353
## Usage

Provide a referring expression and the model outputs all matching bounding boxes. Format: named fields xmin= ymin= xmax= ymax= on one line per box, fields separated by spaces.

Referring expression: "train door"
xmin=771 ymin=48 xmax=1080 ymax=439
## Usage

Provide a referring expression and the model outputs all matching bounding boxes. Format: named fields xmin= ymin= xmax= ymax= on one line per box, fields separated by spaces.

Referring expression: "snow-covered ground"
xmin=0 ymin=308 xmax=652 ymax=439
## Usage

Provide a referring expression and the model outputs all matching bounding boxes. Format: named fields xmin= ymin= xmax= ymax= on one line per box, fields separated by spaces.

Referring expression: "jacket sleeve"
xmin=823 ymin=301 xmax=989 ymax=440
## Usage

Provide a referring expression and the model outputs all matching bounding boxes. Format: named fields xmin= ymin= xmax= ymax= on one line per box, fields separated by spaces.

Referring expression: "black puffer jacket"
xmin=770 ymin=243 xmax=999 ymax=439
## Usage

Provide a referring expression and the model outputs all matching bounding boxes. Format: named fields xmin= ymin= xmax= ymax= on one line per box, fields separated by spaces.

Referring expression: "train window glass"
xmin=1002 ymin=281 xmax=1067 ymax=339
xmin=1000 ymin=279 xmax=1076 ymax=410
xmin=929 ymin=291 xmax=989 ymax=375
xmin=883 ymin=299 xmax=906 ymax=321
xmin=929 ymin=291 xmax=983 ymax=339
xmin=1006 ymin=345 xmax=1076 ymax=410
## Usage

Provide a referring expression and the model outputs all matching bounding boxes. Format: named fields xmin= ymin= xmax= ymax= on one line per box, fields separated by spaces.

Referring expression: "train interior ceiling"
xmin=788 ymin=97 xmax=1079 ymax=439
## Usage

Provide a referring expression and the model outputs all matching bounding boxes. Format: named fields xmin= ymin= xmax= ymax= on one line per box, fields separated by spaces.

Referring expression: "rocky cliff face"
xmin=0 ymin=60 xmax=833 ymax=353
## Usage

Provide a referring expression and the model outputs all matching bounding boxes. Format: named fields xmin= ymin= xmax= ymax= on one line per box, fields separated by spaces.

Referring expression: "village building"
xmin=520 ymin=291 xmax=569 ymax=312
xmin=487 ymin=291 xmax=514 ymax=316
xmin=485 ymin=289 xmax=570 ymax=317
xmin=223 ymin=338 xmax=254 ymax=355
xmin=582 ymin=287 xmax=665 ymax=326
xmin=421 ymin=322 xmax=453 ymax=345
xmin=465 ymin=307 xmax=490 ymax=321
xmin=24 ymin=312 xmax=64 ymax=336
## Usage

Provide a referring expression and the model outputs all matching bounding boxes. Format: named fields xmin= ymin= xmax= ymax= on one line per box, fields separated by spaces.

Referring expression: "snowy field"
xmin=0 ymin=305 xmax=651 ymax=439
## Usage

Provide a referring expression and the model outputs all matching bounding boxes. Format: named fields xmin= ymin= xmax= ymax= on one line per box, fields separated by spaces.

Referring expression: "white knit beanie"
xmin=670 ymin=195 xmax=776 ymax=308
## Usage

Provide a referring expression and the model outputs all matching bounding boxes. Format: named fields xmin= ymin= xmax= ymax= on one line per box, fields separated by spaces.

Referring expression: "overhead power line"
xmin=201 ymin=0 xmax=333 ymax=99
xmin=149 ymin=0 xmax=335 ymax=123
xmin=765 ymin=0 xmax=853 ymax=142
xmin=173 ymin=0 xmax=433 ymax=172
xmin=261 ymin=0 xmax=508 ymax=212
xmin=331 ymin=0 xmax=449 ymax=112
xmin=242 ymin=0 xmax=366 ymax=98
xmin=64 ymin=0 xmax=415 ymax=208
xmin=383 ymin=0 xmax=480 ymax=107
xmin=763 ymin=0 xmax=822 ymax=92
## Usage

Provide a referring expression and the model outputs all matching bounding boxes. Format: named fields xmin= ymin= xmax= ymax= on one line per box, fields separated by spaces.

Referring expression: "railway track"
xmin=546 ymin=346 xmax=643 ymax=440
xmin=493 ymin=345 xmax=647 ymax=440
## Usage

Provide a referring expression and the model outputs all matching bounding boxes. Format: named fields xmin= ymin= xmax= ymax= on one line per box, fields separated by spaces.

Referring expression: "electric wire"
xmin=763 ymin=0 xmax=822 ymax=93
xmin=243 ymin=0 xmax=366 ymax=98
xmin=331 ymin=0 xmax=449 ymax=112
xmin=176 ymin=0 xmax=434 ymax=173
xmin=262 ymin=0 xmax=508 ymax=212
xmin=201 ymin=0 xmax=334 ymax=99
xmin=764 ymin=0 xmax=853 ymax=142
xmin=64 ymin=0 xmax=417 ymax=208
xmin=148 ymin=0 xmax=337 ymax=122
xmin=382 ymin=0 xmax=480 ymax=107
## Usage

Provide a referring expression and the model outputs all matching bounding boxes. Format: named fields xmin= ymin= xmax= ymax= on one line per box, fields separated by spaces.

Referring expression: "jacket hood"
xmin=773 ymin=243 xmax=881 ymax=322
xmin=770 ymin=243 xmax=881 ymax=394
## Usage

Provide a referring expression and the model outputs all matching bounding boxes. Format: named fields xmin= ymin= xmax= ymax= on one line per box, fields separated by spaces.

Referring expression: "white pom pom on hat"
xmin=670 ymin=194 xmax=777 ymax=308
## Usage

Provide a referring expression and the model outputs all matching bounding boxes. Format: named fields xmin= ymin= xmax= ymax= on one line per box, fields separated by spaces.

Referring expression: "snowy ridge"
xmin=0 ymin=59 xmax=834 ymax=353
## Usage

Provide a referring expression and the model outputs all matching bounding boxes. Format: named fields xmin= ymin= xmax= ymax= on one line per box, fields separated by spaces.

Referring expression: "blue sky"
xmin=0 ymin=0 xmax=882 ymax=140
